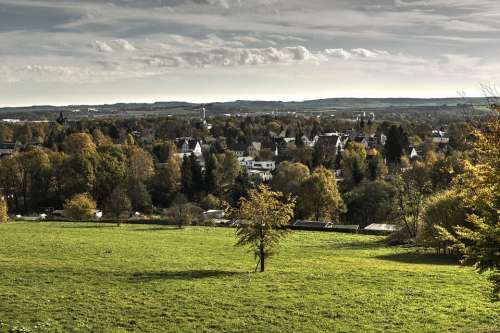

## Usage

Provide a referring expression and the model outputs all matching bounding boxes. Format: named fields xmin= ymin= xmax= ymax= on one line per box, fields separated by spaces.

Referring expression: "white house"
xmin=247 ymin=160 xmax=276 ymax=171
xmin=238 ymin=156 xmax=254 ymax=168
xmin=176 ymin=138 xmax=203 ymax=158
xmin=248 ymin=169 xmax=273 ymax=182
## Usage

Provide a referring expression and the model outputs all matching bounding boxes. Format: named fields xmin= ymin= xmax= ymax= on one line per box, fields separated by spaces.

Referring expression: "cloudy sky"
xmin=0 ymin=0 xmax=499 ymax=106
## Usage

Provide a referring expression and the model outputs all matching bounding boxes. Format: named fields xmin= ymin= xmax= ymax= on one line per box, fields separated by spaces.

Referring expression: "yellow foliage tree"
xmin=63 ymin=193 xmax=97 ymax=221
xmin=299 ymin=166 xmax=345 ymax=222
xmin=0 ymin=196 xmax=8 ymax=224
xmin=440 ymin=105 xmax=499 ymax=299
xmin=234 ymin=185 xmax=295 ymax=272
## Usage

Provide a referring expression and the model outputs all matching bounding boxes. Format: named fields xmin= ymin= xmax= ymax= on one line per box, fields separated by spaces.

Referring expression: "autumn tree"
xmin=394 ymin=170 xmax=430 ymax=239
xmin=418 ymin=190 xmax=466 ymax=253
xmin=272 ymin=161 xmax=310 ymax=196
xmin=234 ymin=185 xmax=295 ymax=272
xmin=299 ymin=166 xmax=345 ymax=222
xmin=151 ymin=153 xmax=181 ymax=207
xmin=168 ymin=194 xmax=203 ymax=229
xmin=344 ymin=180 xmax=396 ymax=228
xmin=0 ymin=196 xmax=8 ymax=224
xmin=124 ymin=146 xmax=154 ymax=212
xmin=106 ymin=187 xmax=132 ymax=226
xmin=341 ymin=142 xmax=367 ymax=188
xmin=63 ymin=193 xmax=96 ymax=220
xmin=94 ymin=144 xmax=127 ymax=205
xmin=443 ymin=104 xmax=499 ymax=300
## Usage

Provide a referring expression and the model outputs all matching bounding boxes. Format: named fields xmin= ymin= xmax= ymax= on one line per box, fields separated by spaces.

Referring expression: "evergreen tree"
xmin=181 ymin=155 xmax=193 ymax=200
xmin=385 ymin=125 xmax=405 ymax=164
xmin=204 ymin=154 xmax=218 ymax=194
xmin=189 ymin=154 xmax=203 ymax=195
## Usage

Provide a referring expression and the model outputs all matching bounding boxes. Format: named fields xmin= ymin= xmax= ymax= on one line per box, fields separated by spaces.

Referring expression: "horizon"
xmin=0 ymin=94 xmax=487 ymax=109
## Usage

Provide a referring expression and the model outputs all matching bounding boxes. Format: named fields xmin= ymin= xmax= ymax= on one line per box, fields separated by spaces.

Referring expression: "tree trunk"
xmin=259 ymin=245 xmax=265 ymax=272
xmin=259 ymin=226 xmax=265 ymax=272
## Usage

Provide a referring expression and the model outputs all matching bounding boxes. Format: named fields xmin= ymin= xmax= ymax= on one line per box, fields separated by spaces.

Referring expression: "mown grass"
xmin=0 ymin=222 xmax=498 ymax=333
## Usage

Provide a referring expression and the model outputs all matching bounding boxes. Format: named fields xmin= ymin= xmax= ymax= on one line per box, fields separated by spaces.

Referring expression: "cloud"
xmin=93 ymin=39 xmax=137 ymax=52
xmin=324 ymin=48 xmax=352 ymax=59
xmin=94 ymin=41 xmax=113 ymax=52
xmin=135 ymin=45 xmax=324 ymax=69
xmin=113 ymin=39 xmax=137 ymax=51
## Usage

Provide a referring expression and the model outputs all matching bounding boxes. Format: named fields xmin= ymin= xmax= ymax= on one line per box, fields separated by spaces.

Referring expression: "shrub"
xmin=63 ymin=193 xmax=97 ymax=220
xmin=165 ymin=197 xmax=203 ymax=228
xmin=418 ymin=190 xmax=466 ymax=252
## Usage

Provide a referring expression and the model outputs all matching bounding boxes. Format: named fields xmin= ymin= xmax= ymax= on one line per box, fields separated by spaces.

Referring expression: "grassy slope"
xmin=0 ymin=222 xmax=498 ymax=333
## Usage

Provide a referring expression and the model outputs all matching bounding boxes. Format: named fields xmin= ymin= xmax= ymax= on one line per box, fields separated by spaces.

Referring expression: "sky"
xmin=0 ymin=0 xmax=499 ymax=107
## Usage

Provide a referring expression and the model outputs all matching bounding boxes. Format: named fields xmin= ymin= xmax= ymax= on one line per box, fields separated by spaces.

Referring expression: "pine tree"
xmin=204 ymin=154 xmax=218 ymax=194
xmin=181 ymin=155 xmax=193 ymax=200
xmin=385 ymin=125 xmax=405 ymax=164
xmin=189 ymin=154 xmax=203 ymax=195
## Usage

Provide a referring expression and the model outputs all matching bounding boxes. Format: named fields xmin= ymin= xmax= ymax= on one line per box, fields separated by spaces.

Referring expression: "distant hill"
xmin=0 ymin=97 xmax=487 ymax=120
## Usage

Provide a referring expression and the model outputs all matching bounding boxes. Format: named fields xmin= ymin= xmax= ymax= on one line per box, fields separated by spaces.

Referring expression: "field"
xmin=0 ymin=222 xmax=498 ymax=333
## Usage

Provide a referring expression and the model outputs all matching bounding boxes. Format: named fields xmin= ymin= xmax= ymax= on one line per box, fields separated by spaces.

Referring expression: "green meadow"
xmin=0 ymin=222 xmax=498 ymax=333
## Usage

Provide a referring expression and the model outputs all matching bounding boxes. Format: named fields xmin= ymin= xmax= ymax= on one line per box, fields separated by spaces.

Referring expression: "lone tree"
xmin=63 ymin=193 xmax=96 ymax=221
xmin=234 ymin=185 xmax=295 ymax=272
xmin=106 ymin=187 xmax=132 ymax=226
xmin=0 ymin=196 xmax=8 ymax=224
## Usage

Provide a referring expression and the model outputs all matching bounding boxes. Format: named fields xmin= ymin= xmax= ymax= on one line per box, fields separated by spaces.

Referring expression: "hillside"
xmin=0 ymin=222 xmax=498 ymax=333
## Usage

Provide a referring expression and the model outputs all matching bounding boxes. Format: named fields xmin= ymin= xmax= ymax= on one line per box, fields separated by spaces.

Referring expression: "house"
xmin=248 ymin=160 xmax=275 ymax=171
xmin=379 ymin=133 xmax=387 ymax=146
xmin=431 ymin=130 xmax=450 ymax=144
xmin=247 ymin=142 xmax=262 ymax=158
xmin=238 ymin=156 xmax=254 ymax=168
xmin=228 ymin=143 xmax=248 ymax=157
xmin=0 ymin=142 xmax=19 ymax=157
xmin=176 ymin=138 xmax=203 ymax=158
xmin=248 ymin=169 xmax=273 ymax=182
xmin=408 ymin=146 xmax=419 ymax=159
xmin=353 ymin=136 xmax=369 ymax=148
xmin=315 ymin=135 xmax=343 ymax=155
xmin=301 ymin=135 xmax=318 ymax=147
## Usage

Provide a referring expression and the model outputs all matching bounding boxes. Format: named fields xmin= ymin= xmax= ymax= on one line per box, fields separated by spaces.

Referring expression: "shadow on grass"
xmin=132 ymin=227 xmax=179 ymax=231
xmin=376 ymin=252 xmax=459 ymax=266
xmin=326 ymin=239 xmax=387 ymax=250
xmin=61 ymin=224 xmax=118 ymax=229
xmin=131 ymin=270 xmax=242 ymax=282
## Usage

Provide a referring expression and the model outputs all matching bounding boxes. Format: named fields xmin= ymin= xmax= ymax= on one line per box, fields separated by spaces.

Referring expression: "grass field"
xmin=0 ymin=222 xmax=498 ymax=333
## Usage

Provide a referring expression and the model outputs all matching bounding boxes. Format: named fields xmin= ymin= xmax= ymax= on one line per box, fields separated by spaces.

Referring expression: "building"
xmin=248 ymin=160 xmax=275 ymax=171
xmin=431 ymin=130 xmax=450 ymax=144
xmin=176 ymin=138 xmax=203 ymax=158
xmin=315 ymin=135 xmax=343 ymax=155
xmin=0 ymin=142 xmax=19 ymax=157
xmin=247 ymin=142 xmax=262 ymax=158
xmin=248 ymin=169 xmax=273 ymax=182
xmin=228 ymin=143 xmax=248 ymax=157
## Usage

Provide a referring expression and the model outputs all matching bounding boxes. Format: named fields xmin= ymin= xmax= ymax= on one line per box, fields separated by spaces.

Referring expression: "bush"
xmin=0 ymin=197 xmax=8 ymax=224
xmin=63 ymin=193 xmax=97 ymax=220
xmin=418 ymin=190 xmax=466 ymax=252
xmin=199 ymin=194 xmax=222 ymax=210
xmin=165 ymin=201 xmax=203 ymax=228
